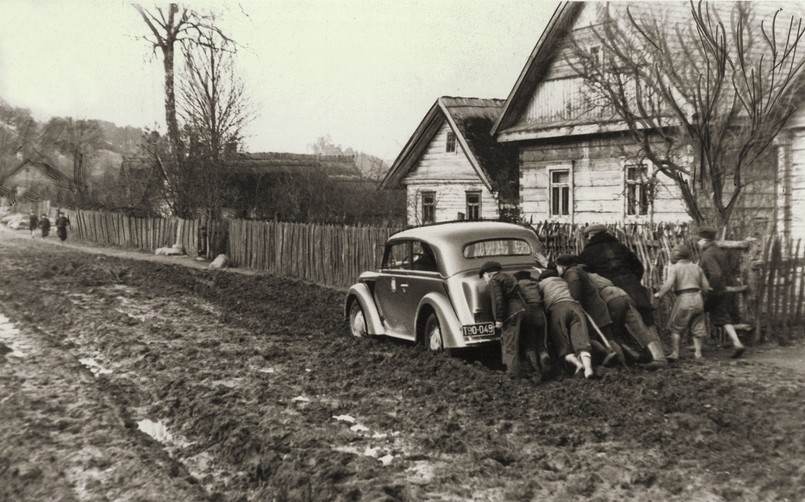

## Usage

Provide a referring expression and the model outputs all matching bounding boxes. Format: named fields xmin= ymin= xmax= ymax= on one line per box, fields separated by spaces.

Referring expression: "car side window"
xmin=383 ymin=242 xmax=411 ymax=270
xmin=411 ymin=242 xmax=438 ymax=272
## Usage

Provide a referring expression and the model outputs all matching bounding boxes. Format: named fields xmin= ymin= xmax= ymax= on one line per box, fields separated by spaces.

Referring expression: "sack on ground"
xmin=209 ymin=254 xmax=229 ymax=269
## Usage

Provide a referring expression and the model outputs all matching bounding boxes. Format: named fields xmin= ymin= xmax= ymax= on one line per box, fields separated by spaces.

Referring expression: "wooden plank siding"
xmin=518 ymin=136 xmax=688 ymax=224
xmin=784 ymin=107 xmax=805 ymax=239
xmin=403 ymin=121 xmax=499 ymax=224
xmin=405 ymin=181 xmax=499 ymax=225
xmin=404 ymin=122 xmax=479 ymax=182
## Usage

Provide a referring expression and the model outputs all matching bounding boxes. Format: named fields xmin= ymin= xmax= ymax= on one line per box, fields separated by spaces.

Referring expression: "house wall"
xmin=781 ymin=109 xmax=805 ymax=239
xmin=403 ymin=122 xmax=498 ymax=225
xmin=405 ymin=182 xmax=499 ymax=225
xmin=518 ymin=135 xmax=689 ymax=224
xmin=4 ymin=165 xmax=62 ymax=195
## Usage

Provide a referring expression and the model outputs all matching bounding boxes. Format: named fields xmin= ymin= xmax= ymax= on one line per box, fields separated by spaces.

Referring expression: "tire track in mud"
xmin=0 ymin=305 xmax=209 ymax=502
xmin=2 ymin=235 xmax=805 ymax=500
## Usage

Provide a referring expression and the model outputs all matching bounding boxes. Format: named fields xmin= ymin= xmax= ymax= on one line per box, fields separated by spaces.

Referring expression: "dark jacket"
xmin=579 ymin=231 xmax=650 ymax=309
xmin=563 ymin=264 xmax=612 ymax=328
xmin=489 ymin=272 xmax=523 ymax=323
xmin=699 ymin=241 xmax=728 ymax=294
xmin=29 ymin=215 xmax=38 ymax=228
xmin=39 ymin=217 xmax=51 ymax=232
xmin=516 ymin=275 xmax=543 ymax=305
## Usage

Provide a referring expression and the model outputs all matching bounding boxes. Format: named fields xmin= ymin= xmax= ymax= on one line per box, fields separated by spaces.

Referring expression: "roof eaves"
xmin=380 ymin=100 xmax=444 ymax=190
xmin=437 ymin=97 xmax=494 ymax=192
xmin=491 ymin=1 xmax=581 ymax=137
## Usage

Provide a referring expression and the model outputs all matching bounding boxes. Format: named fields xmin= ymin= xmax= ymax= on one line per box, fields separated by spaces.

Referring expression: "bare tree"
xmin=134 ymin=3 xmax=236 ymax=218
xmin=178 ymin=23 xmax=253 ymax=219
xmin=41 ymin=117 xmax=103 ymax=206
xmin=569 ymin=1 xmax=805 ymax=228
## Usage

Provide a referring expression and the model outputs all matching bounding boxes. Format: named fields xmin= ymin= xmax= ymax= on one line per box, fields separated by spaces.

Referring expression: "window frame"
xmin=624 ymin=163 xmax=650 ymax=218
xmin=547 ymin=165 xmax=573 ymax=220
xmin=421 ymin=191 xmax=435 ymax=224
xmin=446 ymin=131 xmax=457 ymax=153
xmin=465 ymin=190 xmax=482 ymax=220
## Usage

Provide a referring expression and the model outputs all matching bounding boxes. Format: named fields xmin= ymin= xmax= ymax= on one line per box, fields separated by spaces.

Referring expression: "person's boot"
xmin=525 ymin=350 xmax=540 ymax=372
xmin=506 ymin=358 xmax=524 ymax=379
xmin=539 ymin=351 xmax=552 ymax=378
xmin=642 ymin=341 xmax=668 ymax=370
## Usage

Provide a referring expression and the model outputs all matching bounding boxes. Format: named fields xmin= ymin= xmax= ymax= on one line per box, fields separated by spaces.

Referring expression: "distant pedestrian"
xmin=655 ymin=243 xmax=710 ymax=360
xmin=55 ymin=212 xmax=70 ymax=243
xmin=696 ymin=227 xmax=745 ymax=358
xmin=39 ymin=214 xmax=51 ymax=238
xmin=579 ymin=224 xmax=658 ymax=336
xmin=481 ymin=261 xmax=525 ymax=378
xmin=28 ymin=212 xmax=38 ymax=238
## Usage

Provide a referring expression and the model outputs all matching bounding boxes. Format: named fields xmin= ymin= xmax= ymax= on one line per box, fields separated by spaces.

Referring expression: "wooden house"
xmin=0 ymin=158 xmax=73 ymax=207
xmin=225 ymin=152 xmax=372 ymax=221
xmin=492 ymin=1 xmax=799 ymax=235
xmin=381 ymin=97 xmax=519 ymax=226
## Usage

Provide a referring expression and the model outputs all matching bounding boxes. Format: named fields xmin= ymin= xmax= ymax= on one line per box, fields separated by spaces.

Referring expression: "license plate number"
xmin=462 ymin=323 xmax=495 ymax=337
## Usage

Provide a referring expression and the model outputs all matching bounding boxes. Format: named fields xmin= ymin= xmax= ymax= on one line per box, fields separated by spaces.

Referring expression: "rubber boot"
xmin=642 ymin=341 xmax=668 ymax=370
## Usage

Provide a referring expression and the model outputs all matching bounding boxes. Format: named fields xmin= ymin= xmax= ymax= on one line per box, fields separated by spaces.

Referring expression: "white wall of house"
xmin=518 ymin=138 xmax=689 ymax=224
xmin=402 ymin=122 xmax=499 ymax=225
xmin=404 ymin=181 xmax=498 ymax=225
xmin=780 ymin=109 xmax=805 ymax=239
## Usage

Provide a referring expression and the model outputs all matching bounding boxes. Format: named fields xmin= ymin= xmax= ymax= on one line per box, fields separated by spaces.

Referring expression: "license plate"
xmin=462 ymin=322 xmax=495 ymax=337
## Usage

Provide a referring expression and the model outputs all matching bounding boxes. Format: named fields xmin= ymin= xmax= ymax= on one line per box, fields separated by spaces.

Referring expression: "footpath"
xmin=2 ymin=224 xmax=804 ymax=375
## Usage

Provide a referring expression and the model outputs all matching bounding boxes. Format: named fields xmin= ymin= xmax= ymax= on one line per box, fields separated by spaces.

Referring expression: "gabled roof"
xmin=492 ymin=1 xmax=805 ymax=140
xmin=381 ymin=96 xmax=519 ymax=201
xmin=491 ymin=1 xmax=581 ymax=137
xmin=1 ymin=158 xmax=71 ymax=185
xmin=227 ymin=152 xmax=363 ymax=182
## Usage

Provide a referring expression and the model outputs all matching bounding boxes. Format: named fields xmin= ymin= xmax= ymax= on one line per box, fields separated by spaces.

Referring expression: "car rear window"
xmin=463 ymin=239 xmax=532 ymax=258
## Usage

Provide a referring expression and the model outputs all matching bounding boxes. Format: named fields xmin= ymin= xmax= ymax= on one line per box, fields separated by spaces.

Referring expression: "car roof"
xmin=389 ymin=221 xmax=539 ymax=250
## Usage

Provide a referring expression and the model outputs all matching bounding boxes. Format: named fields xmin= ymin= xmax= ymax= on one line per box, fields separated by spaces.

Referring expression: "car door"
xmin=374 ymin=240 xmax=416 ymax=338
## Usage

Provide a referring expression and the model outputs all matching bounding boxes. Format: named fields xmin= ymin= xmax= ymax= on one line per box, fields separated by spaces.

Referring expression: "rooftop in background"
xmin=227 ymin=152 xmax=363 ymax=182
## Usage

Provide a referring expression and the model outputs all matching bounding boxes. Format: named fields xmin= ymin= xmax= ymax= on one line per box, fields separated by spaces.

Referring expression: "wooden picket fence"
xmin=69 ymin=210 xmax=804 ymax=341
xmin=70 ymin=210 xmax=200 ymax=256
xmin=751 ymin=236 xmax=805 ymax=343
xmin=227 ymin=219 xmax=394 ymax=288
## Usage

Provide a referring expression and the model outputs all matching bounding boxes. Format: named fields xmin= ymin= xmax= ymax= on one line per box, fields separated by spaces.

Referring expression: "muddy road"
xmin=1 ymin=232 xmax=804 ymax=501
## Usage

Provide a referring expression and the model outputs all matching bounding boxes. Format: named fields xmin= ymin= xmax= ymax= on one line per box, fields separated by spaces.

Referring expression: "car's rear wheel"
xmin=425 ymin=313 xmax=443 ymax=351
xmin=349 ymin=301 xmax=367 ymax=338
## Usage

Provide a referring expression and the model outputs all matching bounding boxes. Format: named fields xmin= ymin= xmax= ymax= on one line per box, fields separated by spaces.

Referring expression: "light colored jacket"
xmin=656 ymin=259 xmax=711 ymax=298
xmin=538 ymin=276 xmax=578 ymax=312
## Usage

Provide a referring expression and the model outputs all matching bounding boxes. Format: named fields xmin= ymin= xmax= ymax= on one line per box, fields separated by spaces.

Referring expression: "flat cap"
xmin=538 ymin=269 xmax=559 ymax=282
xmin=697 ymin=226 xmax=717 ymax=240
xmin=583 ymin=224 xmax=607 ymax=235
xmin=555 ymin=254 xmax=581 ymax=267
xmin=671 ymin=243 xmax=691 ymax=261
xmin=479 ymin=261 xmax=502 ymax=277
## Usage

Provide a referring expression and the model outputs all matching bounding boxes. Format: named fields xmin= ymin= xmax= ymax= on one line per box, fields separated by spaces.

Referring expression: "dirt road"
xmin=1 ymin=228 xmax=804 ymax=501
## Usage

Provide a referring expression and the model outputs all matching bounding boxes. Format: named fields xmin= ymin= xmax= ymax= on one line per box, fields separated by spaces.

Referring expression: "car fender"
xmin=416 ymin=293 xmax=463 ymax=348
xmin=345 ymin=283 xmax=384 ymax=335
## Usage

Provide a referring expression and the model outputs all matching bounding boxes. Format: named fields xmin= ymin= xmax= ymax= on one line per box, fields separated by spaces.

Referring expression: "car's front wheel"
xmin=349 ymin=301 xmax=367 ymax=338
xmin=424 ymin=313 xmax=443 ymax=352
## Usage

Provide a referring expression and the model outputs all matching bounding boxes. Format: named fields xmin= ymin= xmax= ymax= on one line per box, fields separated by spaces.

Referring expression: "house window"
xmin=421 ymin=191 xmax=435 ymax=223
xmin=446 ymin=132 xmax=456 ymax=153
xmin=549 ymin=169 xmax=571 ymax=216
xmin=466 ymin=191 xmax=481 ymax=220
xmin=625 ymin=164 xmax=649 ymax=216
xmin=589 ymin=45 xmax=602 ymax=69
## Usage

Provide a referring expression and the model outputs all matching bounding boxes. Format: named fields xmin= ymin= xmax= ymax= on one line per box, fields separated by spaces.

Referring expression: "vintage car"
xmin=344 ymin=221 xmax=544 ymax=351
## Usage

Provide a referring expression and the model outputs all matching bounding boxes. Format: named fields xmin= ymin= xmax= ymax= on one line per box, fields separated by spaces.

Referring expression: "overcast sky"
xmin=0 ymin=0 xmax=557 ymax=161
